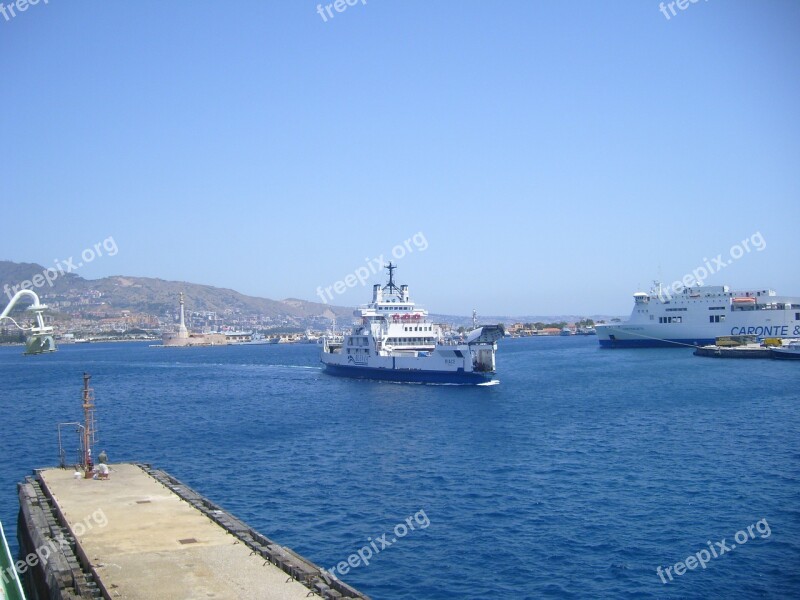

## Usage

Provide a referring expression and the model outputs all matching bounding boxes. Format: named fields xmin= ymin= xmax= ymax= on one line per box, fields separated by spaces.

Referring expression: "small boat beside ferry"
xmin=693 ymin=335 xmax=773 ymax=359
xmin=320 ymin=264 xmax=503 ymax=384
xmin=772 ymin=340 xmax=800 ymax=360
xmin=597 ymin=282 xmax=800 ymax=348
xmin=693 ymin=336 xmax=800 ymax=360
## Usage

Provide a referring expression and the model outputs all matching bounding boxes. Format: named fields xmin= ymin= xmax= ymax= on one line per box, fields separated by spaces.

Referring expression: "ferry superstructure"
xmin=320 ymin=264 xmax=503 ymax=384
xmin=597 ymin=283 xmax=800 ymax=348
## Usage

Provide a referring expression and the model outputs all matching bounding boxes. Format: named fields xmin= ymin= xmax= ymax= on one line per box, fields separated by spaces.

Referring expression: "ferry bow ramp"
xmin=17 ymin=464 xmax=368 ymax=600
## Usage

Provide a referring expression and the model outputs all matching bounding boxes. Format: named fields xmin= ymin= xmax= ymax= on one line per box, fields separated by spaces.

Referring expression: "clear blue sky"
xmin=2 ymin=1 xmax=798 ymax=316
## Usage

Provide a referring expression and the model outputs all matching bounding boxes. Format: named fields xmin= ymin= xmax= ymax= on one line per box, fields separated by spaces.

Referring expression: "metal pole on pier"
xmin=82 ymin=373 xmax=97 ymax=478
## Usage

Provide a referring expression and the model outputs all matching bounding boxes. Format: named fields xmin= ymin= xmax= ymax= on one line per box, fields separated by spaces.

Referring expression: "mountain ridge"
xmin=0 ymin=260 xmax=352 ymax=320
xmin=1 ymin=260 xmax=619 ymax=323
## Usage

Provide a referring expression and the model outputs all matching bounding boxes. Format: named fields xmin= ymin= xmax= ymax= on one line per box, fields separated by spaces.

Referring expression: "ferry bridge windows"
xmin=658 ymin=317 xmax=682 ymax=324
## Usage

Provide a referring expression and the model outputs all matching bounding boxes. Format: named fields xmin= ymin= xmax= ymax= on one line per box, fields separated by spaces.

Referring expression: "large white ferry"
xmin=597 ymin=283 xmax=800 ymax=348
xmin=321 ymin=264 xmax=503 ymax=384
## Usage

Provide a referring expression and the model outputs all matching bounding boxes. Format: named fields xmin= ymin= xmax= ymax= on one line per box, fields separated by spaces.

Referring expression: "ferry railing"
xmin=57 ymin=422 xmax=86 ymax=469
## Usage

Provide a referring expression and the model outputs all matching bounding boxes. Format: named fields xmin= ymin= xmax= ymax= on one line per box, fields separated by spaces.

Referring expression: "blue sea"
xmin=0 ymin=337 xmax=798 ymax=599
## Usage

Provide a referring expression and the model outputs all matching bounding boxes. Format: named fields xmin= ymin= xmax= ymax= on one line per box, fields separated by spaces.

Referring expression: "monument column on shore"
xmin=178 ymin=292 xmax=189 ymax=339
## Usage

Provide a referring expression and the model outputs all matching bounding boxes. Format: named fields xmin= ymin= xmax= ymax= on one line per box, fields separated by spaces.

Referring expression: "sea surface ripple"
xmin=0 ymin=337 xmax=798 ymax=598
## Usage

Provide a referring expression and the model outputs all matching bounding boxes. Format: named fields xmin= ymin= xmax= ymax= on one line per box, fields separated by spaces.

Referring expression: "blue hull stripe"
xmin=598 ymin=338 xmax=715 ymax=349
xmin=323 ymin=363 xmax=493 ymax=384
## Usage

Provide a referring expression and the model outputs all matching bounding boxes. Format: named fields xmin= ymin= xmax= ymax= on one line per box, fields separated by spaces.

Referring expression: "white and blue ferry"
xmin=597 ymin=282 xmax=800 ymax=348
xmin=321 ymin=264 xmax=503 ymax=384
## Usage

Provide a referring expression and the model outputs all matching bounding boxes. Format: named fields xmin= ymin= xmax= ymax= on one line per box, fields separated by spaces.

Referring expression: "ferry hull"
xmin=323 ymin=363 xmax=494 ymax=384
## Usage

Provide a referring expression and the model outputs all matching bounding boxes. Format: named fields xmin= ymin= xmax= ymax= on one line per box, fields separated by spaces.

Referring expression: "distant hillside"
xmin=0 ymin=260 xmax=352 ymax=320
xmin=0 ymin=260 xmax=83 ymax=292
xmin=1 ymin=260 xmax=616 ymax=324
xmin=484 ymin=314 xmax=622 ymax=323
xmin=435 ymin=314 xmax=622 ymax=328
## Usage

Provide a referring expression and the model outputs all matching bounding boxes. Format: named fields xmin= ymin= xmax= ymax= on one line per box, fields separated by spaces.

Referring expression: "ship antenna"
xmin=383 ymin=262 xmax=402 ymax=295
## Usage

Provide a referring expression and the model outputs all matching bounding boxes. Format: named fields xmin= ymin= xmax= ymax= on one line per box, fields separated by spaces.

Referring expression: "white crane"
xmin=0 ymin=289 xmax=57 ymax=354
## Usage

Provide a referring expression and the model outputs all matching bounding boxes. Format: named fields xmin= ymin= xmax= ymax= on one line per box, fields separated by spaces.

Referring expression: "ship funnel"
xmin=373 ymin=284 xmax=383 ymax=303
xmin=401 ymin=285 xmax=409 ymax=302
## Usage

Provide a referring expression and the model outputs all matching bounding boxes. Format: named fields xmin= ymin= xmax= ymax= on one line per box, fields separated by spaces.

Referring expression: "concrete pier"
xmin=17 ymin=464 xmax=368 ymax=600
xmin=693 ymin=345 xmax=773 ymax=358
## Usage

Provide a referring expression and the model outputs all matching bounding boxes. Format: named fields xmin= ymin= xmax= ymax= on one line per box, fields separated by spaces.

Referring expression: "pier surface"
xmin=19 ymin=464 xmax=367 ymax=600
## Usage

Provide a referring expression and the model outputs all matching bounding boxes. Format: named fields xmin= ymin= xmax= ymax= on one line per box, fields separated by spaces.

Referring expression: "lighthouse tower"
xmin=177 ymin=292 xmax=189 ymax=339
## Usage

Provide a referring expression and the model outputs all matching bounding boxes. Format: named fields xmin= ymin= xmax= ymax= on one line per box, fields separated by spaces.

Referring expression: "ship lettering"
xmin=729 ymin=325 xmax=789 ymax=336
